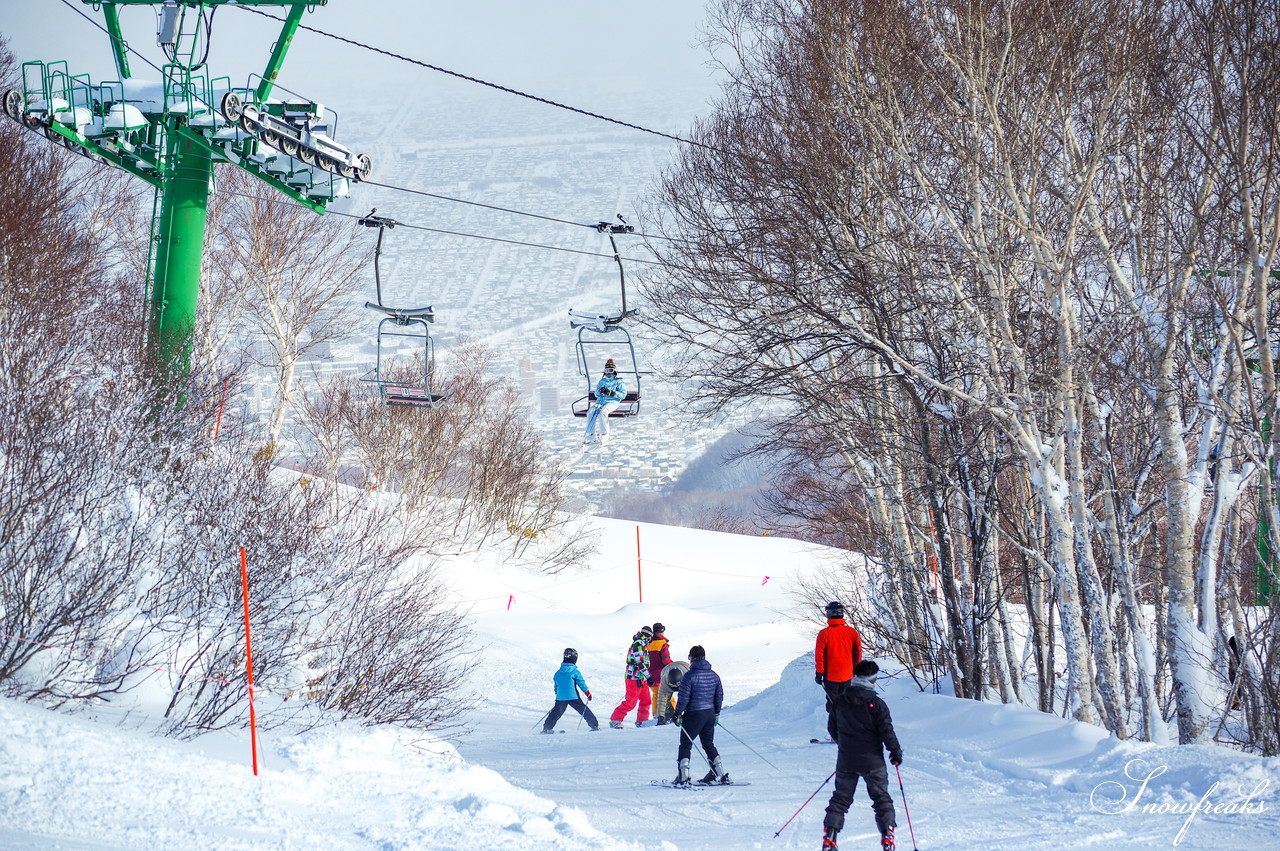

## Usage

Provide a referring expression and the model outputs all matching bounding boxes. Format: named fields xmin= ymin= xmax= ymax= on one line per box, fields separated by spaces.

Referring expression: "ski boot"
xmin=540 ymin=728 xmax=555 ymax=735
xmin=880 ymin=826 xmax=895 ymax=851
xmin=609 ymin=720 xmax=624 ymax=729
xmin=821 ymin=826 xmax=838 ymax=850
xmin=674 ymin=757 xmax=691 ymax=787
xmin=699 ymin=756 xmax=728 ymax=784
xmin=655 ymin=717 xmax=668 ymax=726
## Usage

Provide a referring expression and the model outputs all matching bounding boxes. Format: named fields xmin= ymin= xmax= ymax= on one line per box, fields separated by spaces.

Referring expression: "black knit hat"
xmin=854 ymin=659 xmax=879 ymax=679
xmin=688 ymin=645 xmax=706 ymax=660
xmin=640 ymin=625 xmax=653 ymax=638
xmin=652 ymin=622 xmax=666 ymax=635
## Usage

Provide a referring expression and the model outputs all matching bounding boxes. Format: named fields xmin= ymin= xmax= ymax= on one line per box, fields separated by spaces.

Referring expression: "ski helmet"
xmin=824 ymin=601 xmax=845 ymax=619
xmin=563 ymin=648 xmax=578 ymax=664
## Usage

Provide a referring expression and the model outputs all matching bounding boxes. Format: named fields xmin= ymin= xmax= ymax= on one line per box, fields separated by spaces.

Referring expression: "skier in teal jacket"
xmin=584 ymin=358 xmax=628 ymax=445
xmin=542 ymin=648 xmax=599 ymax=733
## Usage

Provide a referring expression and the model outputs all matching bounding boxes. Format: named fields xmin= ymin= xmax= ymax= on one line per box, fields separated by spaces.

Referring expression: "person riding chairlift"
xmin=584 ymin=358 xmax=626 ymax=445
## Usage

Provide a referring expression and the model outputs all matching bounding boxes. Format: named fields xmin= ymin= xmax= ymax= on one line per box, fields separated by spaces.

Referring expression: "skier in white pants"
xmin=584 ymin=358 xmax=627 ymax=445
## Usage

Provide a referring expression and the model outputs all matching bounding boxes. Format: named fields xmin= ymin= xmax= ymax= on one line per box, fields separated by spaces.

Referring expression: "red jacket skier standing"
xmin=815 ymin=600 xmax=863 ymax=741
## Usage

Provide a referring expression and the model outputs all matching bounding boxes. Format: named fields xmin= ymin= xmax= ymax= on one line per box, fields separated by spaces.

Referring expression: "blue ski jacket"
xmin=594 ymin=374 xmax=627 ymax=403
xmin=676 ymin=658 xmax=723 ymax=715
xmin=553 ymin=662 xmax=590 ymax=701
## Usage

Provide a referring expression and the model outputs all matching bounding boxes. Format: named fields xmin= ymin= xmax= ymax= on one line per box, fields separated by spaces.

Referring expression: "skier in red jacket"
xmin=815 ymin=600 xmax=863 ymax=741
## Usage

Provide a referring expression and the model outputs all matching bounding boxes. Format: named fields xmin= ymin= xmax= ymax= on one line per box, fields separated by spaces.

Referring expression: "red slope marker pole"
xmin=240 ymin=547 xmax=259 ymax=777
xmin=212 ymin=379 xmax=228 ymax=441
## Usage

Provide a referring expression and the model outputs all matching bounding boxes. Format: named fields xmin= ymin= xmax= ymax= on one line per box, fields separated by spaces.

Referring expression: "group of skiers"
xmin=540 ymin=602 xmax=904 ymax=850
xmin=541 ymin=623 xmax=731 ymax=786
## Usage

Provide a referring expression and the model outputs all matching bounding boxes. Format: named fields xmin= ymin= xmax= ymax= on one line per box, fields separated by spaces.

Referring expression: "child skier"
xmin=822 ymin=660 xmax=903 ymax=851
xmin=542 ymin=648 xmax=599 ymax=733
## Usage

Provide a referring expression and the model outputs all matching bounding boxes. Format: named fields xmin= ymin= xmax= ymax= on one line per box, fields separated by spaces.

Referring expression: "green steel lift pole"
xmin=90 ymin=0 xmax=331 ymax=376
xmin=149 ymin=130 xmax=213 ymax=375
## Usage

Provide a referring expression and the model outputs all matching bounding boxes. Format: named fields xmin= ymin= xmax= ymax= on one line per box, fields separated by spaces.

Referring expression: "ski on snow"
xmin=649 ymin=779 xmax=752 ymax=788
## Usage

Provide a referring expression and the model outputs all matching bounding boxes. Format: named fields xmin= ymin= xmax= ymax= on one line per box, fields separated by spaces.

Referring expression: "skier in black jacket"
xmin=673 ymin=645 xmax=728 ymax=786
xmin=822 ymin=660 xmax=903 ymax=851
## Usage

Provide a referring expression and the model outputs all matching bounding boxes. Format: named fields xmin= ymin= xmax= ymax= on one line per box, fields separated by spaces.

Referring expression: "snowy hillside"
xmin=2 ymin=517 xmax=1279 ymax=850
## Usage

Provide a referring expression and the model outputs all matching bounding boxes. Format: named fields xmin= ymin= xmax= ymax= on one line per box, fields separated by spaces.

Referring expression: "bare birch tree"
xmin=643 ymin=0 xmax=1280 ymax=745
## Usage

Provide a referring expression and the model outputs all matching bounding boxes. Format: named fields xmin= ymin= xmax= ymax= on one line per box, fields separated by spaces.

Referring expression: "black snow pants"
xmin=676 ymin=708 xmax=720 ymax=762
xmin=823 ymin=757 xmax=896 ymax=836
xmin=544 ymin=698 xmax=598 ymax=731
xmin=823 ymin=679 xmax=849 ymax=741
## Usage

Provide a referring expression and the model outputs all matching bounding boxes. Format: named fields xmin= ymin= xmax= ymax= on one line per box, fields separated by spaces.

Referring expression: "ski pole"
xmin=530 ymin=708 xmax=552 ymax=732
xmin=774 ymin=770 xmax=835 ymax=837
xmin=715 ymin=719 xmax=780 ymax=771
xmin=896 ymin=764 xmax=919 ymax=850
xmin=678 ymin=720 xmax=714 ymax=768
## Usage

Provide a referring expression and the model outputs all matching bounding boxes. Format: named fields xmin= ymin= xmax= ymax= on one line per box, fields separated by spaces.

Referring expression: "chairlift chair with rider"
xmin=569 ymin=216 xmax=642 ymax=418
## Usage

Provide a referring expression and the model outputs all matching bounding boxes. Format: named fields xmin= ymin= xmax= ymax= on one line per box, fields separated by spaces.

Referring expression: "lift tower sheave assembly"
xmin=2 ymin=1 xmax=369 ymax=377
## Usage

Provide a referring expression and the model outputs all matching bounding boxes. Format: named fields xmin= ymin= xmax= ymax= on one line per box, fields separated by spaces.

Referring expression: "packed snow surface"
xmin=2 ymin=516 xmax=1278 ymax=849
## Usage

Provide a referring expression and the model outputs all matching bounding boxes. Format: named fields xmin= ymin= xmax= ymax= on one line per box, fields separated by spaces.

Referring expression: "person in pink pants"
xmin=609 ymin=626 xmax=653 ymax=728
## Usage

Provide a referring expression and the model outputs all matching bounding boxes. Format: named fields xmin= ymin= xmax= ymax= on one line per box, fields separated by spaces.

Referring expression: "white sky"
xmin=0 ymin=1 xmax=719 ymax=112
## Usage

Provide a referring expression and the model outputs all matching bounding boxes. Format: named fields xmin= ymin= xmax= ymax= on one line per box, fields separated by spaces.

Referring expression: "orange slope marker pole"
xmin=240 ymin=547 xmax=259 ymax=776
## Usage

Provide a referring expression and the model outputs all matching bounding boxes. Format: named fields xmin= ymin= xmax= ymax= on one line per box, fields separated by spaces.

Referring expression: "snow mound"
xmin=0 ymin=698 xmax=638 ymax=850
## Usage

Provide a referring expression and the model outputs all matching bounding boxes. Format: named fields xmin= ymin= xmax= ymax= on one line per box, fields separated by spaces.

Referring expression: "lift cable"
xmin=213 ymin=187 xmax=662 ymax=266
xmin=234 ymin=5 xmax=717 ymax=152
xmin=54 ymin=0 xmax=687 ymax=247
xmin=360 ymin=178 xmax=686 ymax=244
xmin=361 ymin=180 xmax=601 ymax=231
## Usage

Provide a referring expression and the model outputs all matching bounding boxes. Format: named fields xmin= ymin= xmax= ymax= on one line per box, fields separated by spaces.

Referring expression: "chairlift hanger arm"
xmin=358 ymin=209 xmax=399 ymax=307
xmin=593 ymin=213 xmax=635 ymax=315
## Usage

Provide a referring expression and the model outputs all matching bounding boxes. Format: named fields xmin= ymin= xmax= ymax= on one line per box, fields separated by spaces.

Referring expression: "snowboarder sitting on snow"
xmin=654 ymin=657 xmax=690 ymax=726
xmin=609 ymin=626 xmax=653 ymax=728
xmin=673 ymin=645 xmax=728 ymax=786
xmin=646 ymin=622 xmax=673 ymax=711
xmin=815 ymin=600 xmax=863 ymax=741
xmin=583 ymin=358 xmax=627 ymax=446
xmin=822 ymin=660 xmax=903 ymax=851
xmin=543 ymin=648 xmax=599 ymax=733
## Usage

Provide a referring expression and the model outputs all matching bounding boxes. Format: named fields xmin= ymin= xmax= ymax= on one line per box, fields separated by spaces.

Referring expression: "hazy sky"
xmin=1 ymin=1 xmax=720 ymax=118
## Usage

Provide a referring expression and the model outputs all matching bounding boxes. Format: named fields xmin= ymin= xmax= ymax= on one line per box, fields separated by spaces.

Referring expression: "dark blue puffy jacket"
xmin=676 ymin=658 xmax=723 ymax=715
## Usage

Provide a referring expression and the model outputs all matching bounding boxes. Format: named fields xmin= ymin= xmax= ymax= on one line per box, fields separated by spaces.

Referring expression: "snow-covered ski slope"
xmin=2 ymin=516 xmax=1278 ymax=849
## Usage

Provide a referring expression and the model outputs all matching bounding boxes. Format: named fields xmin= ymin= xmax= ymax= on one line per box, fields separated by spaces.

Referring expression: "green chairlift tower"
xmin=2 ymin=0 xmax=369 ymax=376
